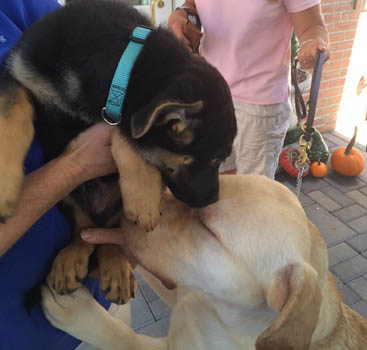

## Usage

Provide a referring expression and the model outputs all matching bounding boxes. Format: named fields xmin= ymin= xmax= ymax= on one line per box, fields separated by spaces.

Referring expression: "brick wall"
xmin=314 ymin=0 xmax=363 ymax=132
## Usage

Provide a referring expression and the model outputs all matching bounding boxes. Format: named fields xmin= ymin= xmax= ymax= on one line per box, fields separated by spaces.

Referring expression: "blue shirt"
xmin=0 ymin=1 xmax=110 ymax=349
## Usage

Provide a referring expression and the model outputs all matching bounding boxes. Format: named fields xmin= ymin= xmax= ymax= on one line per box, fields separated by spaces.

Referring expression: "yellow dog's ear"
xmin=256 ymin=263 xmax=322 ymax=350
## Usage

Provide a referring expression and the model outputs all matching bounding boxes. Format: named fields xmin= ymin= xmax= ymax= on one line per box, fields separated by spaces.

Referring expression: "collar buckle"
xmin=129 ymin=25 xmax=153 ymax=43
xmin=101 ymin=107 xmax=121 ymax=125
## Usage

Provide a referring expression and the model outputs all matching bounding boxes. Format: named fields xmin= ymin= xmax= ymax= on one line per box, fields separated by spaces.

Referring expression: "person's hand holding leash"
xmin=291 ymin=4 xmax=330 ymax=70
xmin=168 ymin=1 xmax=202 ymax=52
xmin=298 ymin=37 xmax=330 ymax=70
xmin=168 ymin=9 xmax=191 ymax=48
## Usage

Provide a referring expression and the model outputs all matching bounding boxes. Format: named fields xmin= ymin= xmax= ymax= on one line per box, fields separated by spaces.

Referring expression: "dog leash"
xmin=102 ymin=26 xmax=153 ymax=125
xmin=294 ymin=49 xmax=325 ymax=198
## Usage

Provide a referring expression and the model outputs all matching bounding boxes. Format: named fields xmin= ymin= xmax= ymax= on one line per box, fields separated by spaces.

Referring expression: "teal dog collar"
xmin=102 ymin=26 xmax=152 ymax=125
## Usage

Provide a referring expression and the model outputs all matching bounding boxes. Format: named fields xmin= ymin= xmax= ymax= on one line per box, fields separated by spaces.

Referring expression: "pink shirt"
xmin=196 ymin=0 xmax=320 ymax=105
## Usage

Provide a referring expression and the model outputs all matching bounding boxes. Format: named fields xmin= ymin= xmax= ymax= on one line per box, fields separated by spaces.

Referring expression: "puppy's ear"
xmin=131 ymin=100 xmax=204 ymax=139
xmin=256 ymin=263 xmax=322 ymax=350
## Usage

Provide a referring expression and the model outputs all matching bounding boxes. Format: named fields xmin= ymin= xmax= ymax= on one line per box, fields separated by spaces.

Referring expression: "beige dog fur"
xmin=42 ymin=175 xmax=367 ymax=350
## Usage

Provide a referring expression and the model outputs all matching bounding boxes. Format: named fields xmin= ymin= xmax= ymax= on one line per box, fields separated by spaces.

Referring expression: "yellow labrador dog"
xmin=42 ymin=175 xmax=367 ymax=350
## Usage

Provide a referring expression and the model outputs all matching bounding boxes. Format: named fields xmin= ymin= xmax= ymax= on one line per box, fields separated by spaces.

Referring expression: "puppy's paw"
xmin=123 ymin=196 xmax=161 ymax=232
xmin=99 ymin=255 xmax=136 ymax=305
xmin=0 ymin=165 xmax=23 ymax=220
xmin=49 ymin=245 xmax=90 ymax=295
xmin=120 ymin=165 xmax=163 ymax=232
xmin=41 ymin=282 xmax=97 ymax=335
xmin=111 ymin=131 xmax=163 ymax=231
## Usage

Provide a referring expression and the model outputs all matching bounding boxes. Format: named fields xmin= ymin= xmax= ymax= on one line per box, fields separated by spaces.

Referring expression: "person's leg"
xmin=230 ymin=100 xmax=291 ymax=179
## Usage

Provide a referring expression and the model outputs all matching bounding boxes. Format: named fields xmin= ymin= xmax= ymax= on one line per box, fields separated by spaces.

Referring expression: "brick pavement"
xmin=130 ymin=131 xmax=367 ymax=336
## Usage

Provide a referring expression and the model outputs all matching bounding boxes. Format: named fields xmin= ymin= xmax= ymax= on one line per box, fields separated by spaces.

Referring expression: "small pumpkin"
xmin=279 ymin=148 xmax=310 ymax=178
xmin=311 ymin=161 xmax=328 ymax=177
xmin=331 ymin=127 xmax=365 ymax=176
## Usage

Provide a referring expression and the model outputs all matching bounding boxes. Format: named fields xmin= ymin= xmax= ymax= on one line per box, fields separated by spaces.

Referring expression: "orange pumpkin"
xmin=311 ymin=161 xmax=328 ymax=177
xmin=331 ymin=127 xmax=365 ymax=176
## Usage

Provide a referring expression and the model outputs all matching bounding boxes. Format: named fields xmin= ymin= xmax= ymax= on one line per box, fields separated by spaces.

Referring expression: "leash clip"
xmin=298 ymin=133 xmax=312 ymax=151
xmin=295 ymin=146 xmax=309 ymax=169
xmin=296 ymin=134 xmax=311 ymax=170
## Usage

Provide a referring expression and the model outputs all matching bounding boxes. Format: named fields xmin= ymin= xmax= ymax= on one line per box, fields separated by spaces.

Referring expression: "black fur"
xmin=6 ymin=0 xmax=237 ymax=208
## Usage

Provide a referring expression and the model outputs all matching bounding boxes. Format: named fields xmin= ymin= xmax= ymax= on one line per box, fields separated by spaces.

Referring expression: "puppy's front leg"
xmin=49 ymin=197 xmax=96 ymax=294
xmin=111 ymin=130 xmax=163 ymax=231
xmin=42 ymin=284 xmax=166 ymax=350
xmin=0 ymin=78 xmax=34 ymax=220
xmin=97 ymin=244 xmax=136 ymax=305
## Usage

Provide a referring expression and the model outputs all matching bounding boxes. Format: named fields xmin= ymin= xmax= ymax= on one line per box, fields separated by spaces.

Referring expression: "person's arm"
xmin=25 ymin=0 xmax=61 ymax=24
xmin=0 ymin=123 xmax=116 ymax=257
xmin=290 ymin=4 xmax=330 ymax=69
xmin=0 ymin=0 xmax=61 ymax=70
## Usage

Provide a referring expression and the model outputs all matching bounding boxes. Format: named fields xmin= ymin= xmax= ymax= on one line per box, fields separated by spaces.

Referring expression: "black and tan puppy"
xmin=0 ymin=0 xmax=237 ymax=304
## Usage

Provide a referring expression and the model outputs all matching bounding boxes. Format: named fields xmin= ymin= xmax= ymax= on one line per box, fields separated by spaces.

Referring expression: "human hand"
xmin=63 ymin=123 xmax=117 ymax=184
xmin=298 ymin=38 xmax=330 ymax=70
xmin=168 ymin=9 xmax=191 ymax=48
xmin=81 ymin=227 xmax=136 ymax=265
xmin=81 ymin=227 xmax=124 ymax=246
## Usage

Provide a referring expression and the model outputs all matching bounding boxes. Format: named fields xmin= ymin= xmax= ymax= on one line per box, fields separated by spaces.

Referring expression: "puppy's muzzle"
xmin=172 ymin=188 xmax=219 ymax=208
xmin=189 ymin=191 xmax=218 ymax=208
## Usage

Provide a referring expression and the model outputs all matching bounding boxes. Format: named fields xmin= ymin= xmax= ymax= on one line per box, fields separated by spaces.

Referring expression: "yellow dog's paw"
xmin=99 ymin=255 xmax=136 ymax=305
xmin=41 ymin=281 xmax=97 ymax=335
xmin=48 ymin=245 xmax=90 ymax=295
xmin=0 ymin=165 xmax=24 ymax=221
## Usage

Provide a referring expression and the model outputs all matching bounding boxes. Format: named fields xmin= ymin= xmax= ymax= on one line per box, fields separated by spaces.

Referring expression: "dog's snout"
xmin=166 ymin=169 xmax=220 ymax=208
xmin=170 ymin=187 xmax=219 ymax=208
xmin=204 ymin=191 xmax=219 ymax=206
xmin=190 ymin=191 xmax=218 ymax=208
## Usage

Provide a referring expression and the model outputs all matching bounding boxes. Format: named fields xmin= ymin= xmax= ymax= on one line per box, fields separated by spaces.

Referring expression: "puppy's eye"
xmin=171 ymin=121 xmax=185 ymax=134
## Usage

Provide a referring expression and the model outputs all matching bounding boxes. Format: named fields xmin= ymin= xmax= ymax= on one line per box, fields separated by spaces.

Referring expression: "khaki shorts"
xmin=220 ymin=100 xmax=291 ymax=179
